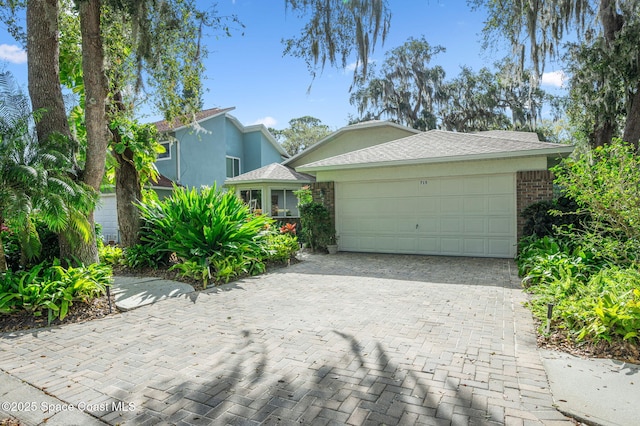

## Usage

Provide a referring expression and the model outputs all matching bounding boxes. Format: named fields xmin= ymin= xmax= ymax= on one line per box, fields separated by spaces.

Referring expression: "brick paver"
xmin=0 ymin=253 xmax=572 ymax=425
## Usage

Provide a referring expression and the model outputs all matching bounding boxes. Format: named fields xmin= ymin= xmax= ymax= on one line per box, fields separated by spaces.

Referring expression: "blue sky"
xmin=0 ymin=0 xmax=565 ymax=130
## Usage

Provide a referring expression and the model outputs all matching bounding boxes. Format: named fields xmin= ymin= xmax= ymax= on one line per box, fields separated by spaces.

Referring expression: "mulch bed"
xmin=536 ymin=325 xmax=640 ymax=364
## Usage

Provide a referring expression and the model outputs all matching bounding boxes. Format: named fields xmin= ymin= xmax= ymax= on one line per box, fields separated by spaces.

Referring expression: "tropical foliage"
xmin=0 ymin=71 xmax=96 ymax=272
xmin=0 ymin=261 xmax=112 ymax=324
xmin=134 ymin=185 xmax=298 ymax=287
xmin=518 ymin=139 xmax=640 ymax=344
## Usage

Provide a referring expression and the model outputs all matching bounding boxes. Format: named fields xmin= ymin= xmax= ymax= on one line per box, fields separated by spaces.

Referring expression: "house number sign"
xmin=420 ymin=180 xmax=428 ymax=185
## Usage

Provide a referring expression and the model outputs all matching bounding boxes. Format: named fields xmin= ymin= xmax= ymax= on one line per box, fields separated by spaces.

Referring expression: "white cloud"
xmin=253 ymin=116 xmax=277 ymax=128
xmin=345 ymin=58 xmax=376 ymax=72
xmin=0 ymin=44 xmax=27 ymax=64
xmin=541 ymin=70 xmax=566 ymax=88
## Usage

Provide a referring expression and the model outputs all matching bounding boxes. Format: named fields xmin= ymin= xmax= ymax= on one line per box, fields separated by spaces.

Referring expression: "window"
xmin=240 ymin=189 xmax=262 ymax=213
xmin=157 ymin=142 xmax=171 ymax=160
xmin=226 ymin=156 xmax=241 ymax=178
xmin=270 ymin=189 xmax=300 ymax=217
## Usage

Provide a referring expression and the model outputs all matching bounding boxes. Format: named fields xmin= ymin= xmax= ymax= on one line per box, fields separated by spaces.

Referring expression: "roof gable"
xmin=296 ymin=130 xmax=574 ymax=171
xmin=283 ymin=120 xmax=420 ymax=168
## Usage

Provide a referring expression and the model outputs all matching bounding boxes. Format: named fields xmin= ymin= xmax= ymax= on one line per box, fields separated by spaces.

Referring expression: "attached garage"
xmin=297 ymin=130 xmax=574 ymax=259
xmin=337 ymin=174 xmax=515 ymax=257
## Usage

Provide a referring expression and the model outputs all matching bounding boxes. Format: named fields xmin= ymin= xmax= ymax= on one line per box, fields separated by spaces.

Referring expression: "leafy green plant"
xmin=137 ymin=185 xmax=272 ymax=260
xmin=122 ymin=243 xmax=167 ymax=269
xmin=552 ymin=139 xmax=640 ymax=266
xmin=170 ymin=259 xmax=212 ymax=287
xmin=0 ymin=261 xmax=111 ymax=324
xmin=299 ymin=202 xmax=333 ymax=251
xmin=293 ymin=185 xmax=313 ymax=206
xmin=263 ymin=233 xmax=300 ymax=263
xmin=521 ymin=197 xmax=585 ymax=239
xmin=99 ymin=244 xmax=123 ymax=265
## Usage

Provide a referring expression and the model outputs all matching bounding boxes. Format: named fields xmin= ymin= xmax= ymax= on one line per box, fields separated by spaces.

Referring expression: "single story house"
xmin=296 ymin=130 xmax=574 ymax=258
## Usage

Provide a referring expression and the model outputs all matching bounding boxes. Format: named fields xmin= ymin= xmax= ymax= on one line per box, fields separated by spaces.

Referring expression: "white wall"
xmin=95 ymin=194 xmax=119 ymax=243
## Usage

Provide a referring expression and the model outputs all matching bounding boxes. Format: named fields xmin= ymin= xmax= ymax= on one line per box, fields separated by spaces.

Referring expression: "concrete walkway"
xmin=0 ymin=252 xmax=628 ymax=425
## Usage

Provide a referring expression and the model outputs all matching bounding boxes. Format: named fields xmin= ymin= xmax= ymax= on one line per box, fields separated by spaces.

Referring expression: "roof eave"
xmin=224 ymin=178 xmax=315 ymax=186
xmin=297 ymin=146 xmax=575 ymax=172
xmin=158 ymin=107 xmax=236 ymax=133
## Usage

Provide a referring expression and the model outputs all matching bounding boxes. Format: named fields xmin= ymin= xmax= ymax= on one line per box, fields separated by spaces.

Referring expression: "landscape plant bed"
xmin=534 ymin=319 xmax=640 ymax=364
xmin=0 ymin=259 xmax=299 ymax=334
xmin=0 ymin=293 xmax=118 ymax=334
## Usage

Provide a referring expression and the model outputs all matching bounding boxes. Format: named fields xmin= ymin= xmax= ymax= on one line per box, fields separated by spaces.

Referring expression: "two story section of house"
xmin=95 ymin=107 xmax=288 ymax=243
xmin=154 ymin=107 xmax=288 ymax=189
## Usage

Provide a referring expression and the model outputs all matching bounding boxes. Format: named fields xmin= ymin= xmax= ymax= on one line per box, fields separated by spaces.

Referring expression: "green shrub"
xmin=122 ymin=243 xmax=168 ymax=269
xmin=299 ymin=202 xmax=333 ymax=251
xmin=136 ymin=185 xmax=273 ymax=284
xmin=552 ymin=139 xmax=640 ymax=266
xmin=521 ymin=197 xmax=585 ymax=239
xmin=99 ymin=245 xmax=123 ymax=265
xmin=263 ymin=233 xmax=299 ymax=263
xmin=1 ymin=221 xmax=59 ymax=271
xmin=0 ymin=261 xmax=112 ymax=324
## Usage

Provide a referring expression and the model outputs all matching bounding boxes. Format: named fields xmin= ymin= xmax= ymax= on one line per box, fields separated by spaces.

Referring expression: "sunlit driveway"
xmin=0 ymin=252 xmax=572 ymax=425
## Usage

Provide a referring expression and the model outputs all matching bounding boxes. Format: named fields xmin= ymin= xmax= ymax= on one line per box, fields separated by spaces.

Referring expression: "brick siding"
xmin=516 ymin=170 xmax=554 ymax=241
xmin=310 ymin=182 xmax=335 ymax=228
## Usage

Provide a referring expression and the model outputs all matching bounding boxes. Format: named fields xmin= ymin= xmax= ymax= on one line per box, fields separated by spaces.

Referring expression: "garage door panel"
xmin=463 ymin=196 xmax=486 ymax=213
xmin=441 ymin=217 xmax=462 ymax=233
xmin=441 ymin=198 xmax=463 ymax=213
xmin=464 ymin=239 xmax=486 ymax=255
xmin=488 ymin=195 xmax=513 ymax=212
xmin=441 ymin=238 xmax=462 ymax=254
xmin=337 ymin=174 xmax=516 ymax=258
xmin=417 ymin=217 xmax=439 ymax=233
xmin=464 ymin=218 xmax=486 ymax=234
xmin=488 ymin=217 xmax=512 ymax=234
xmin=464 ymin=178 xmax=487 ymax=194
xmin=489 ymin=239 xmax=512 ymax=256
xmin=441 ymin=178 xmax=464 ymax=195
xmin=488 ymin=174 xmax=513 ymax=192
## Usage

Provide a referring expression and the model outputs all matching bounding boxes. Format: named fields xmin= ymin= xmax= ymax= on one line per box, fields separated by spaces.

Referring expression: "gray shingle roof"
xmin=153 ymin=107 xmax=234 ymax=132
xmin=474 ymin=130 xmax=541 ymax=142
xmin=225 ymin=163 xmax=315 ymax=183
xmin=297 ymin=130 xmax=574 ymax=171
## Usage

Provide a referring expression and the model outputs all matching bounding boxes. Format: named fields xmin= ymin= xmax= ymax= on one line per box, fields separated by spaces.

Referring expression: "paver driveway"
xmin=0 ymin=253 xmax=572 ymax=425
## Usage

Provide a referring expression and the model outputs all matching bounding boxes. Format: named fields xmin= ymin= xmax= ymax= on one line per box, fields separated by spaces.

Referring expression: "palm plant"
xmin=0 ymin=71 xmax=96 ymax=272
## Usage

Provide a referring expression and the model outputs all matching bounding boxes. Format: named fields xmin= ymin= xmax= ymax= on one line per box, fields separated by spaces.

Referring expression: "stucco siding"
xmin=260 ymin=135 xmax=285 ymax=165
xmin=243 ymin=132 xmax=263 ymax=173
xmin=177 ymin=115 xmax=226 ymax=187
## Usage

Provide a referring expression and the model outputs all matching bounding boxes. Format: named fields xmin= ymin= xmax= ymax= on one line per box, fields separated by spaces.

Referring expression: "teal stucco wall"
xmin=154 ymin=113 xmax=284 ymax=189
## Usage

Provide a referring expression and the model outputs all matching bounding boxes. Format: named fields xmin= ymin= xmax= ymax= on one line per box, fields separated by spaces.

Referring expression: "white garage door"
xmin=336 ymin=174 xmax=516 ymax=258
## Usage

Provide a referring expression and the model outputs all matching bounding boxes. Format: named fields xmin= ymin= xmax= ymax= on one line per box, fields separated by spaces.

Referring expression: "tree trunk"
xmin=72 ymin=0 xmax=109 ymax=265
xmin=591 ymin=120 xmax=615 ymax=149
xmin=114 ymin=146 xmax=142 ymax=247
xmin=26 ymin=0 xmax=71 ymax=145
xmin=623 ymin=84 xmax=640 ymax=151
xmin=109 ymin=89 xmax=142 ymax=247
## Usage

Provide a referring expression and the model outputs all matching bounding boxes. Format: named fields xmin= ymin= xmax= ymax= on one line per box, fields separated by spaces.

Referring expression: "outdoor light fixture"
xmin=545 ymin=303 xmax=554 ymax=334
